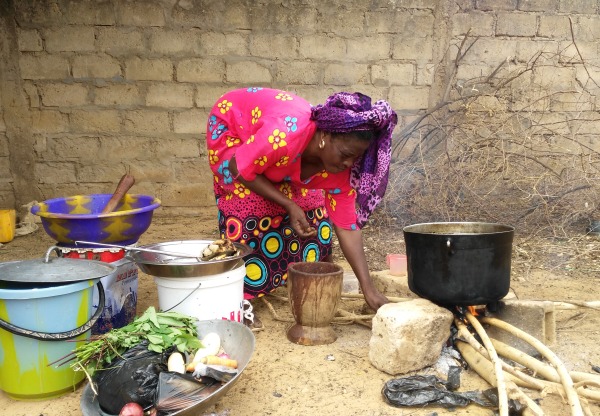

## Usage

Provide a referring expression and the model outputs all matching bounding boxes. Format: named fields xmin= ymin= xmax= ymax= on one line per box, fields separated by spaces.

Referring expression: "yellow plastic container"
xmin=0 ymin=209 xmax=16 ymax=243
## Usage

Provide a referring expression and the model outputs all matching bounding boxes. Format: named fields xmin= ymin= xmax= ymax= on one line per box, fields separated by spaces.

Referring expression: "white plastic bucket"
xmin=153 ymin=265 xmax=245 ymax=322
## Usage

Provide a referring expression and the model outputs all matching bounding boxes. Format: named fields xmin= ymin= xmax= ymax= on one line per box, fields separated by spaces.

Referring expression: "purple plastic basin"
xmin=31 ymin=194 xmax=161 ymax=247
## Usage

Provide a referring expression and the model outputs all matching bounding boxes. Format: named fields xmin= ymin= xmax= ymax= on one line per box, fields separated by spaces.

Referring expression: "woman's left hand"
xmin=361 ymin=287 xmax=389 ymax=311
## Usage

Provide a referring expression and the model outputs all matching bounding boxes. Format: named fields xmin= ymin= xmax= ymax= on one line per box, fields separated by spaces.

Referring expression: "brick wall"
xmin=1 ymin=0 xmax=599 ymax=216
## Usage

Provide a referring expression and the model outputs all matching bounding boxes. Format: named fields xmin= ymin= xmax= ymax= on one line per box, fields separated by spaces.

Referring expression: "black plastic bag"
xmin=93 ymin=341 xmax=168 ymax=415
xmin=154 ymin=372 xmax=220 ymax=415
xmin=382 ymin=374 xmax=495 ymax=409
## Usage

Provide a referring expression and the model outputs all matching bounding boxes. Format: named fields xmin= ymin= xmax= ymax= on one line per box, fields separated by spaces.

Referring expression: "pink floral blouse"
xmin=207 ymin=87 xmax=360 ymax=230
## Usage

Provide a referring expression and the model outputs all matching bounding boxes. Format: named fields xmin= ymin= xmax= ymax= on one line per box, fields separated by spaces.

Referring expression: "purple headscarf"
xmin=310 ymin=92 xmax=398 ymax=228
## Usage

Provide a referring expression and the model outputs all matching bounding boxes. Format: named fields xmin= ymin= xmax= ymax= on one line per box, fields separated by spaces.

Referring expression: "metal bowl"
xmin=127 ymin=240 xmax=252 ymax=278
xmin=31 ymin=194 xmax=161 ymax=247
xmin=80 ymin=319 xmax=255 ymax=416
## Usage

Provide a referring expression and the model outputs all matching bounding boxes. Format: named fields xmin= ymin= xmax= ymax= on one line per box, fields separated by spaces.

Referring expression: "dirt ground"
xmin=1 ymin=208 xmax=600 ymax=416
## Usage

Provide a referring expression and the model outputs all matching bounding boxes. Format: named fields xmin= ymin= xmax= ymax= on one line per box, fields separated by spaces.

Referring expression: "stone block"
xmin=94 ymin=84 xmax=142 ymax=107
xmin=392 ymin=37 xmax=433 ymax=61
xmin=149 ymin=29 xmax=202 ymax=55
xmin=22 ymin=81 xmax=40 ymax=108
xmin=19 ymin=55 xmax=69 ymax=80
xmin=44 ymin=27 xmax=95 ymax=52
xmin=172 ymin=2 xmax=251 ymax=31
xmin=559 ymin=0 xmax=598 ymax=14
xmin=195 ymin=86 xmax=230 ymax=108
xmin=36 ymin=162 xmax=77 ymax=183
xmin=172 ymin=160 xmax=208 ymax=183
xmin=538 ymin=15 xmax=571 ymax=39
xmin=277 ymin=61 xmax=321 ymax=85
xmin=366 ymin=10 xmax=435 ymax=34
xmin=371 ymin=63 xmax=414 ymax=87
xmin=160 ymin=182 xmax=208 ymax=207
xmin=496 ymin=12 xmax=538 ymax=37
xmin=346 ymin=36 xmax=392 ymax=62
xmin=155 ymin=137 xmax=201 ymax=159
xmin=250 ymin=34 xmax=298 ymax=60
xmin=39 ymin=83 xmax=89 ymax=107
xmin=173 ymin=109 xmax=208 ymax=134
xmin=416 ymin=63 xmax=435 ymax=86
xmin=146 ymin=83 xmax=194 ymax=108
xmin=369 ymin=299 xmax=454 ymax=375
xmin=65 ymin=1 xmax=115 ymax=25
xmin=70 ymin=110 xmax=121 ymax=133
xmin=461 ymin=39 xmax=519 ymax=65
xmin=226 ymin=61 xmax=271 ymax=84
xmin=123 ymin=110 xmax=170 ymax=135
xmin=476 ymin=0 xmax=517 ymax=11
xmin=72 ymin=55 xmax=122 ymax=79
xmin=576 ymin=16 xmax=600 ymax=42
xmin=177 ymin=58 xmax=225 ymax=83
xmin=250 ymin=6 xmax=317 ymax=34
xmin=324 ymin=63 xmax=369 ymax=86
xmin=519 ymin=0 xmax=559 ymax=12
xmin=319 ymin=8 xmax=366 ymax=37
xmin=96 ymin=136 xmax=159 ymax=161
xmin=17 ymin=29 xmax=43 ymax=51
xmin=299 ymin=35 xmax=345 ymax=60
xmin=486 ymin=299 xmax=556 ymax=357
xmin=451 ymin=12 xmax=495 ymax=37
xmin=199 ymin=32 xmax=249 ymax=56
xmin=117 ymin=1 xmax=165 ymax=26
xmin=116 ymin=160 xmax=174 ymax=183
xmin=30 ymin=110 xmax=69 ymax=133
xmin=389 ymin=86 xmax=430 ymax=111
xmin=125 ymin=58 xmax=173 ymax=81
xmin=96 ymin=28 xmax=145 ymax=56
xmin=45 ymin=136 xmax=101 ymax=162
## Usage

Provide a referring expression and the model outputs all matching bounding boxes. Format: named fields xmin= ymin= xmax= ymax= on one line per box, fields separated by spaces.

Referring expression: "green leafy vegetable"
xmin=70 ymin=307 xmax=202 ymax=377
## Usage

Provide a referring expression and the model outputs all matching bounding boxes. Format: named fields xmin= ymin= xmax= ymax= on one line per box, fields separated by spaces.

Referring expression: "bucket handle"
xmin=0 ymin=281 xmax=105 ymax=341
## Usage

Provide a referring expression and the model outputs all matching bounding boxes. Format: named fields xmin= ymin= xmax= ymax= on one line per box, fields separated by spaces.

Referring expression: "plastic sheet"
xmin=382 ymin=374 xmax=495 ymax=409
xmin=93 ymin=341 xmax=168 ymax=414
xmin=155 ymin=372 xmax=220 ymax=415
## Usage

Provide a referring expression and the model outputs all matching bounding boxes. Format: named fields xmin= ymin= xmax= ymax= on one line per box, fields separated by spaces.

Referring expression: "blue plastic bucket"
xmin=0 ymin=279 xmax=99 ymax=400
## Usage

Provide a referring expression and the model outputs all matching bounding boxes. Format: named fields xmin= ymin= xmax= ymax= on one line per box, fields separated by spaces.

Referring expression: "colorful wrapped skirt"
xmin=217 ymin=207 xmax=333 ymax=299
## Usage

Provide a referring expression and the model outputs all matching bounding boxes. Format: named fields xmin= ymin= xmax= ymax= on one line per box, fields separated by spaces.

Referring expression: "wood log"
xmin=481 ymin=317 xmax=583 ymax=416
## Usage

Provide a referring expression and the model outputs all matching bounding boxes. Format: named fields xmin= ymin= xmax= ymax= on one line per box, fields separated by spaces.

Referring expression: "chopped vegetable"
xmin=167 ymin=352 xmax=186 ymax=374
xmin=70 ymin=307 xmax=202 ymax=377
xmin=200 ymin=355 xmax=238 ymax=369
xmin=185 ymin=332 xmax=221 ymax=372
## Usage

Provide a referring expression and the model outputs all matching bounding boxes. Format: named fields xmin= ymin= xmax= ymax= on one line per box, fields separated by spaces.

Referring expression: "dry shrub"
xmin=383 ymin=28 xmax=600 ymax=241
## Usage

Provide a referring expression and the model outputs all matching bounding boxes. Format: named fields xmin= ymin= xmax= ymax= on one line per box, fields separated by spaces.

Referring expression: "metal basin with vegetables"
xmin=80 ymin=319 xmax=255 ymax=416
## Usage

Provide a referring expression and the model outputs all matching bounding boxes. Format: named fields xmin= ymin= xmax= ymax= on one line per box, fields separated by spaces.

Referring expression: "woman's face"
xmin=321 ymin=133 xmax=370 ymax=174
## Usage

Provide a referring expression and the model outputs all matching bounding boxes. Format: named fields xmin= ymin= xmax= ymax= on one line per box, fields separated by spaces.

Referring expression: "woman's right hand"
xmin=286 ymin=202 xmax=317 ymax=238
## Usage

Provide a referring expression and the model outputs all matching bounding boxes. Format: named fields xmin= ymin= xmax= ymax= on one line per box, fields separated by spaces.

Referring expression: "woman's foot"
xmin=244 ymin=313 xmax=264 ymax=332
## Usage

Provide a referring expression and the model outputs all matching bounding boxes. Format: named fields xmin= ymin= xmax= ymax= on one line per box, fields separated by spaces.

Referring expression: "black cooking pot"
xmin=403 ymin=222 xmax=514 ymax=306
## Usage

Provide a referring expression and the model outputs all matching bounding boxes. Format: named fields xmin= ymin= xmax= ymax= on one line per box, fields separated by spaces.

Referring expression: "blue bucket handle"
xmin=0 ymin=280 xmax=105 ymax=341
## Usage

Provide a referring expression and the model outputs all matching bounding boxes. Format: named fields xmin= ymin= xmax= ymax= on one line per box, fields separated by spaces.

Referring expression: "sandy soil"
xmin=1 ymin=210 xmax=600 ymax=416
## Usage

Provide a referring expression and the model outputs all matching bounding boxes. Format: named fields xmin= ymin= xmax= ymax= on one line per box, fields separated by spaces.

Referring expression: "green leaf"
xmin=157 ymin=315 xmax=185 ymax=327
xmin=148 ymin=343 xmax=163 ymax=353
xmin=146 ymin=307 xmax=161 ymax=328
xmin=146 ymin=334 xmax=163 ymax=345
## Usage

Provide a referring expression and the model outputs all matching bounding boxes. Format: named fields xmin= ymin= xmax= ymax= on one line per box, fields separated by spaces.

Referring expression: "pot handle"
xmin=0 ymin=281 xmax=105 ymax=341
